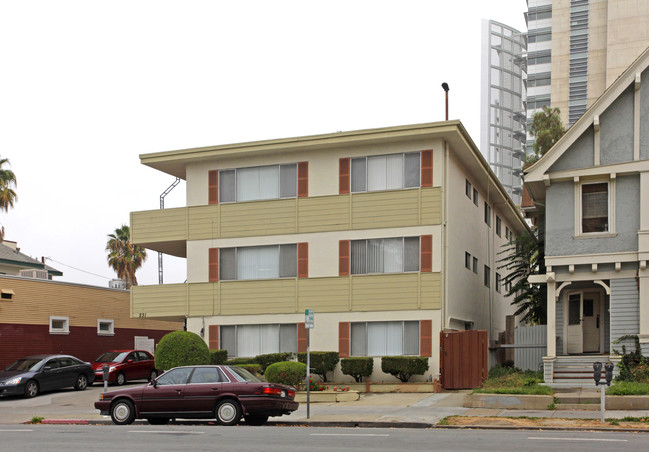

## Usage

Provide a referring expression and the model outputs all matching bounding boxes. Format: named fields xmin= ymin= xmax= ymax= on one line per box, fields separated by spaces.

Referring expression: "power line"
xmin=44 ymin=258 xmax=112 ymax=280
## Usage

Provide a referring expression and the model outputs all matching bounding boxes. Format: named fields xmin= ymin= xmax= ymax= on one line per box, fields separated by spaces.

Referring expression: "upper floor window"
xmin=351 ymin=237 xmax=420 ymax=275
xmin=581 ymin=182 xmax=609 ymax=234
xmin=220 ymin=244 xmax=297 ymax=280
xmin=465 ymin=180 xmax=472 ymax=199
xmin=484 ymin=202 xmax=491 ymax=227
xmin=472 ymin=257 xmax=478 ymax=274
xmin=473 ymin=188 xmax=478 ymax=206
xmin=496 ymin=216 xmax=502 ymax=237
xmin=484 ymin=265 xmax=491 ymax=287
xmin=464 ymin=252 xmax=471 ymax=270
xmin=219 ymin=164 xmax=297 ymax=203
xmin=351 ymin=152 xmax=420 ymax=192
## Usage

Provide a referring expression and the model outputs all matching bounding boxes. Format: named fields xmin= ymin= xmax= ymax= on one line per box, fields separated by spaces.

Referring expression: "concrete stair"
xmin=551 ymin=355 xmax=610 ymax=387
xmin=554 ymin=391 xmax=602 ymax=411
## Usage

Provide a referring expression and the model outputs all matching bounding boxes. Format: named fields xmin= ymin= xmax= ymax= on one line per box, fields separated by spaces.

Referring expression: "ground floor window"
xmin=350 ymin=321 xmax=419 ymax=356
xmin=220 ymin=324 xmax=297 ymax=357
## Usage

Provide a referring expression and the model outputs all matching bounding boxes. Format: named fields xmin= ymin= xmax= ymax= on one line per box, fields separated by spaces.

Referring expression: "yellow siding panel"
xmin=297 ymin=277 xmax=350 ymax=312
xmin=351 ymin=274 xmax=420 ymax=311
xmin=420 ymin=272 xmax=442 ymax=309
xmin=131 ymin=208 xmax=187 ymax=243
xmin=188 ymin=283 xmax=216 ymax=316
xmin=219 ymin=279 xmax=296 ymax=315
xmin=220 ymin=199 xmax=297 ymax=238
xmin=188 ymin=205 xmax=220 ymax=240
xmin=297 ymin=196 xmax=351 ymax=232
xmin=352 ymin=190 xmax=420 ymax=229
xmin=421 ymin=187 xmax=442 ymax=225
xmin=131 ymin=284 xmax=187 ymax=318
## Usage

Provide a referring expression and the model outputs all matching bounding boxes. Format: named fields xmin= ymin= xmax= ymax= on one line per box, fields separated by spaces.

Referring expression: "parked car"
xmin=0 ymin=354 xmax=94 ymax=398
xmin=95 ymin=365 xmax=298 ymax=426
xmin=92 ymin=350 xmax=158 ymax=386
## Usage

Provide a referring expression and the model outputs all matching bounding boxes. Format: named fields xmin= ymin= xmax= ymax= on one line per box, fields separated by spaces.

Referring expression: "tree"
xmin=106 ymin=225 xmax=147 ymax=288
xmin=0 ymin=157 xmax=17 ymax=213
xmin=530 ymin=106 xmax=566 ymax=158
xmin=498 ymin=230 xmax=546 ymax=324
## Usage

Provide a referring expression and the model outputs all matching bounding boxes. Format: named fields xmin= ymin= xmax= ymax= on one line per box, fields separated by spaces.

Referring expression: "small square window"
xmin=473 ymin=188 xmax=478 ymax=206
xmin=484 ymin=265 xmax=491 ymax=287
xmin=465 ymin=180 xmax=472 ymax=199
xmin=97 ymin=319 xmax=115 ymax=336
xmin=465 ymin=252 xmax=471 ymax=269
xmin=49 ymin=316 xmax=70 ymax=334
xmin=472 ymin=257 xmax=478 ymax=274
xmin=496 ymin=216 xmax=502 ymax=237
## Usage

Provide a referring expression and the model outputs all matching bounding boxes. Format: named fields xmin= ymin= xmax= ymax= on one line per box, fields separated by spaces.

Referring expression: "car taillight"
xmin=287 ymin=390 xmax=295 ymax=398
xmin=263 ymin=387 xmax=282 ymax=396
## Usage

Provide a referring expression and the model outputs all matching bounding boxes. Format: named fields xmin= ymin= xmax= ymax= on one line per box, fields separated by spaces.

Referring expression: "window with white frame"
xmin=219 ymin=164 xmax=297 ymax=203
xmin=97 ymin=319 xmax=115 ymax=336
xmin=220 ymin=324 xmax=297 ymax=357
xmin=220 ymin=244 xmax=297 ymax=280
xmin=49 ymin=316 xmax=69 ymax=334
xmin=581 ymin=182 xmax=609 ymax=234
xmin=351 ymin=237 xmax=419 ymax=275
xmin=351 ymin=152 xmax=420 ymax=192
xmin=351 ymin=321 xmax=420 ymax=356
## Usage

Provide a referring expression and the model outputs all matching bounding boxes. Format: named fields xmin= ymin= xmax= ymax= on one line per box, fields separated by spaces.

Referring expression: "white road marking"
xmin=128 ymin=430 xmax=204 ymax=435
xmin=528 ymin=437 xmax=627 ymax=442
xmin=310 ymin=433 xmax=390 ymax=437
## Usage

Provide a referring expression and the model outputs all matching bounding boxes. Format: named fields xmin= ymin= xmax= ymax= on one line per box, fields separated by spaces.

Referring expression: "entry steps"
xmin=551 ymin=355 xmax=612 ymax=386
xmin=554 ymin=390 xmax=603 ymax=411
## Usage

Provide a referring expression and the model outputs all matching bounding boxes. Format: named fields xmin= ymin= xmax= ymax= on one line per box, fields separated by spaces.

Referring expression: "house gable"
xmin=600 ymin=85 xmax=635 ymax=166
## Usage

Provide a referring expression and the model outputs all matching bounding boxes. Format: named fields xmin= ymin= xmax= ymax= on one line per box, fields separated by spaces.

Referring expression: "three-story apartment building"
xmin=130 ymin=121 xmax=529 ymax=381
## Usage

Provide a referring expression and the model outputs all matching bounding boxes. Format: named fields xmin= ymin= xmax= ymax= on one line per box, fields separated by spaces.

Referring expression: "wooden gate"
xmin=440 ymin=330 xmax=488 ymax=389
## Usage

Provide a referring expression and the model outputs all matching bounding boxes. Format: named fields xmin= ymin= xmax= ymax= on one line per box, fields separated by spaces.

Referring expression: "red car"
xmin=92 ymin=350 xmax=158 ymax=386
xmin=95 ymin=365 xmax=298 ymax=426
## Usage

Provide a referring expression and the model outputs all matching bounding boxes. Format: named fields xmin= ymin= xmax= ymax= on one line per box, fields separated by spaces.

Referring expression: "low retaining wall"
xmin=464 ymin=393 xmax=554 ymax=410
xmin=295 ymin=390 xmax=360 ymax=403
xmin=606 ymin=395 xmax=649 ymax=410
xmin=344 ymin=382 xmax=438 ymax=393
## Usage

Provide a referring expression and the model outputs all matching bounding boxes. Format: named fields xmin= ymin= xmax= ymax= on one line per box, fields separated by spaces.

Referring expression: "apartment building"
xmin=130 ymin=121 xmax=529 ymax=381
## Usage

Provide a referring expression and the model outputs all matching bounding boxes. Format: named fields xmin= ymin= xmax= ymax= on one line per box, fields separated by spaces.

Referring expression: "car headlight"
xmin=109 ymin=366 xmax=117 ymax=373
xmin=5 ymin=377 xmax=22 ymax=385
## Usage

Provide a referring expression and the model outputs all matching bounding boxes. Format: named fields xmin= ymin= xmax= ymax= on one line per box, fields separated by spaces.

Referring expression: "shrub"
xmin=255 ymin=353 xmax=294 ymax=374
xmin=297 ymin=352 xmax=339 ymax=382
xmin=210 ymin=350 xmax=228 ymax=365
xmin=488 ymin=364 xmax=523 ymax=379
xmin=607 ymin=381 xmax=649 ymax=396
xmin=154 ymin=331 xmax=210 ymax=371
xmin=232 ymin=364 xmax=262 ymax=376
xmin=265 ymin=361 xmax=306 ymax=387
xmin=226 ymin=357 xmax=256 ymax=366
xmin=381 ymin=356 xmax=428 ymax=382
xmin=613 ymin=335 xmax=649 ymax=383
xmin=341 ymin=357 xmax=374 ymax=382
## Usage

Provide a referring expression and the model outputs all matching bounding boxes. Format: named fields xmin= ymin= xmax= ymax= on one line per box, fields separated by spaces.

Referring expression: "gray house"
xmin=524 ymin=47 xmax=649 ymax=383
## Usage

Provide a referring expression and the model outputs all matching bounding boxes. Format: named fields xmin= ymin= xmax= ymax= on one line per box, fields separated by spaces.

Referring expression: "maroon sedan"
xmin=92 ymin=350 xmax=158 ymax=386
xmin=95 ymin=365 xmax=298 ymax=426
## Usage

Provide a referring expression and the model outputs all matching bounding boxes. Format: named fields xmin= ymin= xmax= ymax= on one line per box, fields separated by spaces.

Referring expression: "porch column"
xmin=546 ymin=273 xmax=556 ymax=357
xmin=639 ymin=171 xmax=649 ymax=351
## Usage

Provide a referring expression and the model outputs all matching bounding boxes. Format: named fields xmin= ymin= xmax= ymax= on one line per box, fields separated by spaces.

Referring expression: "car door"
xmin=183 ymin=367 xmax=224 ymax=414
xmin=38 ymin=358 xmax=63 ymax=391
xmin=137 ymin=351 xmax=154 ymax=379
xmin=139 ymin=367 xmax=193 ymax=415
xmin=56 ymin=358 xmax=78 ymax=388
xmin=123 ymin=352 xmax=139 ymax=380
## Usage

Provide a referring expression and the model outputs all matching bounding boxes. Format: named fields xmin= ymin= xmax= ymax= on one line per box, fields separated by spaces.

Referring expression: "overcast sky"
xmin=0 ymin=1 xmax=527 ymax=287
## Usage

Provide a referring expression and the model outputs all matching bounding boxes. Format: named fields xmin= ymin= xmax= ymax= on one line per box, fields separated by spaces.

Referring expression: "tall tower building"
xmin=480 ymin=20 xmax=527 ymax=206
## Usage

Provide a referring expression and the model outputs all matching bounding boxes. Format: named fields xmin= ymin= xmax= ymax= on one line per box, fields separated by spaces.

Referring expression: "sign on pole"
xmin=305 ymin=309 xmax=314 ymax=329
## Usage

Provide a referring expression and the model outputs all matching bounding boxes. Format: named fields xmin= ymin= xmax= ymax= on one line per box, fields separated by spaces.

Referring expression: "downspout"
xmin=442 ymin=140 xmax=449 ymax=331
xmin=485 ymin=164 xmax=493 ymax=341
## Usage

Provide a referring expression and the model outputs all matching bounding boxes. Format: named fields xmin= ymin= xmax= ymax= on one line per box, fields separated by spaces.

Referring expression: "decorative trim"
xmin=594 ymin=280 xmax=611 ymax=294
xmin=593 ymin=115 xmax=600 ymax=166
xmin=208 ymin=170 xmax=218 ymax=205
xmin=545 ymin=251 xmax=638 ymax=266
xmin=635 ymin=72 xmax=641 ymax=161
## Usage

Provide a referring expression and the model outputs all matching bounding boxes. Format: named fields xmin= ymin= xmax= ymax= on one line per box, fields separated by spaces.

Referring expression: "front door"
xmin=567 ymin=293 xmax=583 ymax=354
xmin=566 ymin=292 xmax=601 ymax=354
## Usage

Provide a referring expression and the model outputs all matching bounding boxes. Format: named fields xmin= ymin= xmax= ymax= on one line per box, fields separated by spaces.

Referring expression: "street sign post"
xmin=305 ymin=309 xmax=314 ymax=419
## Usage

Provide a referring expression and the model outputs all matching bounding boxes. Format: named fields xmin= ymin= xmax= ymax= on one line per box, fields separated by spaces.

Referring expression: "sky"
xmin=0 ymin=0 xmax=527 ymax=288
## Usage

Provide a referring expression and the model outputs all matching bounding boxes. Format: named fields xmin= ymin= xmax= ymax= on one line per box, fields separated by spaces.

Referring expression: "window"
xmin=156 ymin=367 xmax=193 ymax=385
xmin=351 ymin=321 xmax=419 ymax=356
xmin=473 ymin=188 xmax=478 ymax=206
xmin=472 ymin=257 xmax=478 ymax=274
xmin=97 ymin=319 xmax=114 ymax=336
xmin=484 ymin=202 xmax=491 ymax=226
xmin=496 ymin=273 xmax=502 ymax=293
xmin=0 ymin=289 xmax=14 ymax=300
xmin=49 ymin=316 xmax=69 ymax=334
xmin=496 ymin=216 xmax=502 ymax=237
xmin=190 ymin=367 xmax=225 ymax=384
xmin=219 ymin=164 xmax=297 ymax=203
xmin=220 ymin=324 xmax=297 ymax=358
xmin=484 ymin=266 xmax=491 ymax=287
xmin=220 ymin=244 xmax=297 ymax=280
xmin=465 ymin=252 xmax=471 ymax=270
xmin=581 ymin=182 xmax=609 ymax=233
xmin=465 ymin=180 xmax=472 ymax=199
xmin=351 ymin=152 xmax=420 ymax=192
xmin=505 ymin=226 xmax=511 ymax=241
xmin=351 ymin=237 xmax=419 ymax=274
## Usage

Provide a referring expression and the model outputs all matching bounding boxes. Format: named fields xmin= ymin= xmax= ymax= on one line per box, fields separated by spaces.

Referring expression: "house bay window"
xmin=351 ymin=237 xmax=420 ymax=274
xmin=581 ymin=182 xmax=608 ymax=233
xmin=220 ymin=324 xmax=297 ymax=358
xmin=351 ymin=321 xmax=419 ymax=356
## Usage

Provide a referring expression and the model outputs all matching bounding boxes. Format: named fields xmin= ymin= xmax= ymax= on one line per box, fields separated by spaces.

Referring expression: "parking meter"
xmin=102 ymin=364 xmax=109 ymax=392
xmin=604 ymin=362 xmax=614 ymax=386
xmin=593 ymin=362 xmax=602 ymax=385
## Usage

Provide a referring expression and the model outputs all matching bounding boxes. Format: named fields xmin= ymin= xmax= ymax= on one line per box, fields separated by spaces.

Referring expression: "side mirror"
xmin=593 ymin=362 xmax=602 ymax=385
xmin=43 ymin=366 xmax=52 ymax=372
xmin=127 ymin=359 xmax=133 ymax=364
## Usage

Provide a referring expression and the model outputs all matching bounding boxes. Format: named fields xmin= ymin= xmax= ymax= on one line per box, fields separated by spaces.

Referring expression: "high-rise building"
xmin=480 ymin=20 xmax=527 ymax=206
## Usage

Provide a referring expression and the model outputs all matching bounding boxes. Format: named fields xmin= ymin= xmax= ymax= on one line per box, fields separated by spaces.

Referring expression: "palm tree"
xmin=0 ymin=156 xmax=17 ymax=242
xmin=106 ymin=225 xmax=147 ymax=289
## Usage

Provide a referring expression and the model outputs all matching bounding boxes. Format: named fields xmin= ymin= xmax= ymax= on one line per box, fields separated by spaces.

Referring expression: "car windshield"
xmin=227 ymin=366 xmax=264 ymax=383
xmin=5 ymin=358 xmax=43 ymax=372
xmin=95 ymin=352 xmax=128 ymax=363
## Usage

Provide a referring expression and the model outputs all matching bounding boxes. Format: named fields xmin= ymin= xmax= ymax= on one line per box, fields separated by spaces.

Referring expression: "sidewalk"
xmin=3 ymin=386 xmax=649 ymax=431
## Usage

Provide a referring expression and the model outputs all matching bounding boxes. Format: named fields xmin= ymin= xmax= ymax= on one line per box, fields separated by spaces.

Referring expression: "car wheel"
xmin=215 ymin=399 xmax=241 ymax=426
xmin=148 ymin=370 xmax=158 ymax=382
xmin=24 ymin=380 xmax=39 ymax=398
xmin=244 ymin=414 xmax=268 ymax=426
xmin=146 ymin=417 xmax=169 ymax=425
xmin=111 ymin=400 xmax=136 ymax=425
xmin=74 ymin=374 xmax=88 ymax=391
xmin=116 ymin=372 xmax=126 ymax=386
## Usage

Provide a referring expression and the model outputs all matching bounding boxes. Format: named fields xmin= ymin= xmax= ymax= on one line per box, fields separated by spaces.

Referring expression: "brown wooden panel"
xmin=421 ymin=150 xmax=433 ymax=187
xmin=208 ymin=170 xmax=218 ymax=205
xmin=440 ymin=330 xmax=488 ymax=389
xmin=420 ymin=235 xmax=432 ymax=272
xmin=297 ymin=242 xmax=308 ymax=278
xmin=297 ymin=162 xmax=308 ymax=197
xmin=339 ymin=322 xmax=350 ymax=358
xmin=208 ymin=325 xmax=219 ymax=350
xmin=339 ymin=240 xmax=350 ymax=276
xmin=420 ymin=319 xmax=432 ymax=357
xmin=208 ymin=248 xmax=219 ymax=282
xmin=297 ymin=322 xmax=307 ymax=353
xmin=339 ymin=158 xmax=350 ymax=194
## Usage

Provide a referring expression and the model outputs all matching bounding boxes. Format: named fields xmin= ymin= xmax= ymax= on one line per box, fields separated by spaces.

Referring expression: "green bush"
xmin=607 ymin=381 xmax=649 ymax=395
xmin=340 ymin=357 xmax=373 ymax=382
xmin=488 ymin=364 xmax=522 ymax=379
xmin=210 ymin=350 xmax=228 ymax=365
xmin=297 ymin=352 xmax=339 ymax=382
xmin=154 ymin=331 xmax=210 ymax=371
xmin=265 ymin=361 xmax=307 ymax=388
xmin=226 ymin=357 xmax=257 ymax=366
xmin=380 ymin=356 xmax=428 ymax=382
xmin=255 ymin=353 xmax=294 ymax=374
xmin=613 ymin=335 xmax=649 ymax=383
